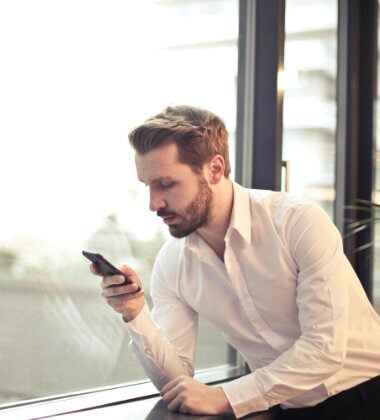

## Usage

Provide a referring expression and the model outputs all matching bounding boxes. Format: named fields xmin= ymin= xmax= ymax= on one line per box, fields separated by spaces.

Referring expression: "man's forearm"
xmin=126 ymin=302 xmax=194 ymax=390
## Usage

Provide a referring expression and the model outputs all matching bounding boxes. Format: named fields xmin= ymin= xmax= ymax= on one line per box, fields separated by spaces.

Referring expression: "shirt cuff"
xmin=221 ymin=374 xmax=269 ymax=418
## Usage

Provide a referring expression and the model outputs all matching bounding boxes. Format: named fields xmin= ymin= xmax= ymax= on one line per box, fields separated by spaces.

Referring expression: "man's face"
xmin=135 ymin=143 xmax=214 ymax=238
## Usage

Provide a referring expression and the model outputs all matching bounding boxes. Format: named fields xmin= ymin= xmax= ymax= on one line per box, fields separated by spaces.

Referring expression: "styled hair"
xmin=128 ymin=105 xmax=231 ymax=177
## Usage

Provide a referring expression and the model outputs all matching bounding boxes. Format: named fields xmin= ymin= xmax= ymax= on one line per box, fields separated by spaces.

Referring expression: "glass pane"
xmin=0 ymin=0 xmax=238 ymax=404
xmin=282 ymin=0 xmax=338 ymax=218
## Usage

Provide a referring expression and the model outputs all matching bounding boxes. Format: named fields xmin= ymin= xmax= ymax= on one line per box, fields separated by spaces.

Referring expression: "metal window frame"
xmin=236 ymin=0 xmax=379 ymax=300
xmin=335 ymin=0 xmax=378 ymax=300
xmin=235 ymin=0 xmax=285 ymax=190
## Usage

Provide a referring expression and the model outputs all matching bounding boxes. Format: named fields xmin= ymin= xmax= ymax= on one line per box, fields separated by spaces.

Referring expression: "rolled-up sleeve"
xmin=127 ymin=244 xmax=198 ymax=390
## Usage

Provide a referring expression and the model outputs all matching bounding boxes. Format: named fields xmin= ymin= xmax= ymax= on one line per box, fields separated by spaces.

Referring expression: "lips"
xmin=157 ymin=211 xmax=177 ymax=224
xmin=162 ymin=215 xmax=177 ymax=225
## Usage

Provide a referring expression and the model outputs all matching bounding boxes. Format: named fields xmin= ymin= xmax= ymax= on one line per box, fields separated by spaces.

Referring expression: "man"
xmin=91 ymin=105 xmax=380 ymax=419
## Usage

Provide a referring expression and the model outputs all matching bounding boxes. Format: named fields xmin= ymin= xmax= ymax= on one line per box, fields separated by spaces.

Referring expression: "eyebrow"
xmin=139 ymin=176 xmax=175 ymax=186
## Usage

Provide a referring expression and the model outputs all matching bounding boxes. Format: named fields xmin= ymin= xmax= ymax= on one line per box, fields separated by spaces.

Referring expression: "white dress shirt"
xmin=127 ymin=182 xmax=380 ymax=418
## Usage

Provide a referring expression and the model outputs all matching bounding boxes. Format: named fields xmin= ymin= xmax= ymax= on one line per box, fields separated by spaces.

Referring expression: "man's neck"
xmin=197 ymin=179 xmax=234 ymax=260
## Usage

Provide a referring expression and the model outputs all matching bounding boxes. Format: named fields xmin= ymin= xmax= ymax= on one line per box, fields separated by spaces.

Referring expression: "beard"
xmin=157 ymin=175 xmax=214 ymax=238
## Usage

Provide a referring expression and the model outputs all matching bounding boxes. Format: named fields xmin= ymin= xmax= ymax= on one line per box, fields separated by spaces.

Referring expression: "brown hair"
xmin=128 ymin=105 xmax=231 ymax=177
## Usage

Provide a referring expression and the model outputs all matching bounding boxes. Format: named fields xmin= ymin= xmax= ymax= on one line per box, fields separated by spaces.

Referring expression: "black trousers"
xmin=275 ymin=375 xmax=380 ymax=420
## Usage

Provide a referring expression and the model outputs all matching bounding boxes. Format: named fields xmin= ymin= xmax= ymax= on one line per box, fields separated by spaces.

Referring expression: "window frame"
xmin=335 ymin=0 xmax=378 ymax=299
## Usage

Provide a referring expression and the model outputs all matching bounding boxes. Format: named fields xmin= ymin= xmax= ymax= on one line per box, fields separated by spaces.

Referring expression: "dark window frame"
xmin=335 ymin=0 xmax=378 ymax=299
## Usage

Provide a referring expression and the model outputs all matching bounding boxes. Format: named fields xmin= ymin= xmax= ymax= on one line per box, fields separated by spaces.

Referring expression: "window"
xmin=0 ymin=0 xmax=239 ymax=408
xmin=282 ymin=0 xmax=338 ymax=217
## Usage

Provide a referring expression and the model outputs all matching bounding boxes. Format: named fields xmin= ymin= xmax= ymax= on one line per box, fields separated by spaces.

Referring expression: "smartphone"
xmin=82 ymin=250 xmax=141 ymax=291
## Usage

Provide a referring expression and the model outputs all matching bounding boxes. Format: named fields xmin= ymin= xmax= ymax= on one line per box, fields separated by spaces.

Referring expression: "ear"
xmin=208 ymin=155 xmax=225 ymax=184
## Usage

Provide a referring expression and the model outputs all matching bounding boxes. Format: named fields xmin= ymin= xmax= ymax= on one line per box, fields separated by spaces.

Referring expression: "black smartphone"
xmin=82 ymin=250 xmax=141 ymax=291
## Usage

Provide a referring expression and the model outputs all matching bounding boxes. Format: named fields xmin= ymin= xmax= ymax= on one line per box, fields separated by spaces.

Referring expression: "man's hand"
xmin=90 ymin=263 xmax=145 ymax=322
xmin=160 ymin=376 xmax=233 ymax=416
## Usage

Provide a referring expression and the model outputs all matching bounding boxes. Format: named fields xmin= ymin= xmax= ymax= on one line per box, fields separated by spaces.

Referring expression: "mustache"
xmin=157 ymin=209 xmax=177 ymax=218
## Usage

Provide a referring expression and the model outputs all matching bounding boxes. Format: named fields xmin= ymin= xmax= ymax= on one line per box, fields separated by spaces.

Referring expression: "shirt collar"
xmin=185 ymin=182 xmax=252 ymax=252
xmin=228 ymin=182 xmax=251 ymax=244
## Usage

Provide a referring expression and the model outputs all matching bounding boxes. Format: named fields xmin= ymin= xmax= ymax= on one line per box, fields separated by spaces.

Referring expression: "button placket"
xmin=224 ymin=246 xmax=289 ymax=351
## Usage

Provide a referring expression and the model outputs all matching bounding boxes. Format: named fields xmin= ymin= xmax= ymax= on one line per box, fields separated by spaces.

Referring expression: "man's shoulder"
xmin=155 ymin=236 xmax=186 ymax=263
xmin=235 ymin=184 xmax=319 ymax=228
xmin=239 ymin=185 xmax=314 ymax=211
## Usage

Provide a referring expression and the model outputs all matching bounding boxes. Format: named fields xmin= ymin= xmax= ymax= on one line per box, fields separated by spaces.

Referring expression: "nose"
xmin=149 ymin=188 xmax=167 ymax=212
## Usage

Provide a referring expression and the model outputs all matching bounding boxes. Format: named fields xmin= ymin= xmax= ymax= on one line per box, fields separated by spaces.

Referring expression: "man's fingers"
xmin=161 ymin=377 xmax=194 ymax=413
xmin=161 ymin=378 xmax=178 ymax=396
xmin=161 ymin=387 xmax=177 ymax=404
xmin=119 ymin=264 xmax=139 ymax=279
xmin=89 ymin=262 xmax=141 ymax=288
xmin=163 ymin=391 xmax=183 ymax=413
xmin=102 ymin=282 xmax=141 ymax=297
xmin=101 ymin=274 xmax=126 ymax=289
xmin=164 ymin=392 xmax=193 ymax=415
xmin=89 ymin=262 xmax=102 ymax=276
xmin=161 ymin=376 xmax=191 ymax=397
xmin=87 ymin=260 xmax=144 ymax=321
xmin=161 ymin=379 xmax=181 ymax=411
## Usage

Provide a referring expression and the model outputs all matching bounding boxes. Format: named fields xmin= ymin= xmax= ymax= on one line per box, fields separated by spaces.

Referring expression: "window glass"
xmin=282 ymin=0 xmax=338 ymax=218
xmin=0 ymin=0 xmax=238 ymax=404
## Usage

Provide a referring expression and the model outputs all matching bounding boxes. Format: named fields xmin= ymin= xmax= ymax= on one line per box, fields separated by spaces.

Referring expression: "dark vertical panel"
xmin=335 ymin=0 xmax=356 ymax=236
xmin=252 ymin=0 xmax=285 ymax=190
xmin=335 ymin=0 xmax=378 ymax=299
xmin=355 ymin=0 xmax=378 ymax=299
xmin=235 ymin=0 xmax=285 ymax=190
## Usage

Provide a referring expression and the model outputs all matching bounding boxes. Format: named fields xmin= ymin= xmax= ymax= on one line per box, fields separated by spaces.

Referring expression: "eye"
xmin=160 ymin=181 xmax=175 ymax=190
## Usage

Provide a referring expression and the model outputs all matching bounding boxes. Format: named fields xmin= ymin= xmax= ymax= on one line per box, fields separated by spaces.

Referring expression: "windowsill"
xmin=44 ymin=395 xmax=277 ymax=420
xmin=1 ymin=364 xmax=247 ymax=420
